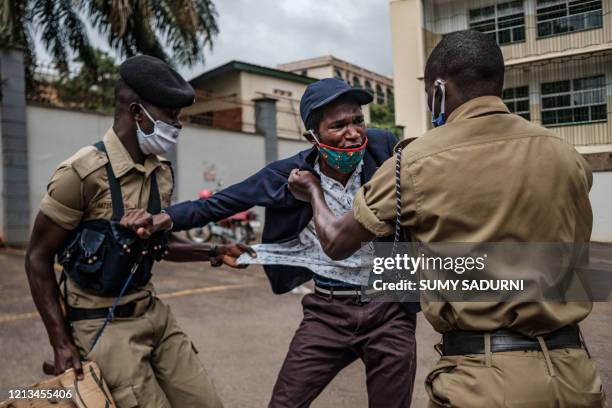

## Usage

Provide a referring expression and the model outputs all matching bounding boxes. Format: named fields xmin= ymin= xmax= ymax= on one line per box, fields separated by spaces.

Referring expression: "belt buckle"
xmin=327 ymin=286 xmax=334 ymax=302
xmin=131 ymin=295 xmax=153 ymax=317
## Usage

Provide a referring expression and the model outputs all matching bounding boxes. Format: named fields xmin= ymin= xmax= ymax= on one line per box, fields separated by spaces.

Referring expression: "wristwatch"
xmin=209 ymin=245 xmax=222 ymax=267
xmin=160 ymin=210 xmax=174 ymax=232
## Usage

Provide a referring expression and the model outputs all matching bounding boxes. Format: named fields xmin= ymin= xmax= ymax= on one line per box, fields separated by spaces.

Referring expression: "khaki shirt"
xmin=40 ymin=128 xmax=174 ymax=308
xmin=353 ymin=96 xmax=593 ymax=336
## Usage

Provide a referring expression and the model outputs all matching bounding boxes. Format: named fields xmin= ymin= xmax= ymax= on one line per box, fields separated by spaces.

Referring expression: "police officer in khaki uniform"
xmin=287 ymin=30 xmax=605 ymax=407
xmin=25 ymin=55 xmax=253 ymax=407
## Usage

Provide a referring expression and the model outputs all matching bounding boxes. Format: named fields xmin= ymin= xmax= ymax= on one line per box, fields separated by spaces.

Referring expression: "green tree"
xmin=369 ymin=102 xmax=402 ymax=138
xmin=0 ymin=0 xmax=218 ymax=84
xmin=54 ymin=49 xmax=118 ymax=113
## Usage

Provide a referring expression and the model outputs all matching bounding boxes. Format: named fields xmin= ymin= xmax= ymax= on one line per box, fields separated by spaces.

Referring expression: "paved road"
xmin=0 ymin=247 xmax=610 ymax=407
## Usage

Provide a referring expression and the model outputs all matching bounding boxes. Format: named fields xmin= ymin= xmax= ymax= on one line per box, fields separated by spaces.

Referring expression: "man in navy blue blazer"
xmin=121 ymin=78 xmax=417 ymax=407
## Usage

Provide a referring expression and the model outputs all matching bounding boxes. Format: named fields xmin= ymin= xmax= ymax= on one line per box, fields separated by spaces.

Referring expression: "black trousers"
xmin=269 ymin=293 xmax=417 ymax=408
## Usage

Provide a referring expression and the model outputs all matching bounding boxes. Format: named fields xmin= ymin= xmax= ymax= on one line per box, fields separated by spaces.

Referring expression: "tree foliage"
xmin=53 ymin=49 xmax=119 ymax=113
xmin=369 ymin=102 xmax=402 ymax=139
xmin=0 ymin=0 xmax=219 ymax=86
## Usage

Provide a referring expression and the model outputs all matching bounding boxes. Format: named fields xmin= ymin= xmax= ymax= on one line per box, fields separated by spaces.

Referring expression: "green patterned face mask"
xmin=309 ymin=130 xmax=368 ymax=173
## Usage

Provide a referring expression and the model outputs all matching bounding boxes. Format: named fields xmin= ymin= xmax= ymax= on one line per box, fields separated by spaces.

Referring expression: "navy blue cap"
xmin=300 ymin=78 xmax=373 ymax=129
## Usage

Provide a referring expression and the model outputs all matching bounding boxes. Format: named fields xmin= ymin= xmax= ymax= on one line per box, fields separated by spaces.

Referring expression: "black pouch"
xmin=58 ymin=141 xmax=168 ymax=296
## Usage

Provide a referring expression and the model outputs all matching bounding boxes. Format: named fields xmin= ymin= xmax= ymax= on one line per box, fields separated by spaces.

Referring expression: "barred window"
xmin=536 ymin=0 xmax=603 ymax=38
xmin=503 ymin=86 xmax=531 ymax=120
xmin=376 ymin=84 xmax=385 ymax=104
xmin=541 ymin=75 xmax=607 ymax=126
xmin=386 ymin=88 xmax=394 ymax=106
xmin=469 ymin=1 xmax=526 ymax=45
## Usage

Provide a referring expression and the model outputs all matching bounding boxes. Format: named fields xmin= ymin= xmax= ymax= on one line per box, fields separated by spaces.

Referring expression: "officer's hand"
xmin=213 ymin=243 xmax=257 ymax=268
xmin=120 ymin=209 xmax=153 ymax=236
xmin=121 ymin=209 xmax=172 ymax=238
xmin=288 ymin=169 xmax=321 ymax=202
xmin=53 ymin=340 xmax=84 ymax=380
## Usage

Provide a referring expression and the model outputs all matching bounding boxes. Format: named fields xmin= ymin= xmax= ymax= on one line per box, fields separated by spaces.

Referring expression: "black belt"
xmin=67 ymin=298 xmax=147 ymax=322
xmin=442 ymin=325 xmax=581 ymax=356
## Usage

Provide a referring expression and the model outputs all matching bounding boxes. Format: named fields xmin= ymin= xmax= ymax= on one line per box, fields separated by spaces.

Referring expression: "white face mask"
xmin=135 ymin=104 xmax=180 ymax=155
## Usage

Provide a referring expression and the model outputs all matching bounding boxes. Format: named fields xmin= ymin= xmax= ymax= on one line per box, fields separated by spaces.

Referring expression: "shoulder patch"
xmin=69 ymin=146 xmax=109 ymax=179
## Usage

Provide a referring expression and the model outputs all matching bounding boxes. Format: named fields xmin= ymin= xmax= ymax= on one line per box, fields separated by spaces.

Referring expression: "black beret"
xmin=119 ymin=55 xmax=195 ymax=108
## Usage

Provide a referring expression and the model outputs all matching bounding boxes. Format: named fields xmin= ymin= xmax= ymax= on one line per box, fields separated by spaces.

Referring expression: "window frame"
xmin=375 ymin=84 xmax=385 ymax=105
xmin=540 ymin=74 xmax=607 ymax=127
xmin=536 ymin=0 xmax=603 ymax=39
xmin=469 ymin=0 xmax=526 ymax=46
xmin=503 ymin=85 xmax=531 ymax=120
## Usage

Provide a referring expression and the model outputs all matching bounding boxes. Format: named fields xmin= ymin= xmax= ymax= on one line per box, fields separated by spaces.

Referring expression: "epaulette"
xmin=156 ymin=156 xmax=174 ymax=175
xmin=69 ymin=146 xmax=109 ymax=180
xmin=157 ymin=155 xmax=172 ymax=164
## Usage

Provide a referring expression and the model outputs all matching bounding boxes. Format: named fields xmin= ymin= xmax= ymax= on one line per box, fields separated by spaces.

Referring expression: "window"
xmin=386 ymin=88 xmax=394 ymax=106
xmin=353 ymin=76 xmax=362 ymax=89
xmin=541 ymin=75 xmax=607 ymax=126
xmin=536 ymin=0 xmax=603 ymax=38
xmin=376 ymin=84 xmax=385 ymax=104
xmin=190 ymin=112 xmax=213 ymax=126
xmin=334 ymin=69 xmax=343 ymax=80
xmin=469 ymin=1 xmax=525 ymax=45
xmin=503 ymin=86 xmax=531 ymax=120
xmin=273 ymin=89 xmax=292 ymax=97
xmin=364 ymin=80 xmax=374 ymax=97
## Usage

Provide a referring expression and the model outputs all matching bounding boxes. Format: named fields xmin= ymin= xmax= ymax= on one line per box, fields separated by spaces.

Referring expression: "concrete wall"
xmin=25 ymin=105 xmax=311 ymax=230
xmin=303 ymin=66 xmax=333 ymax=79
xmin=240 ymin=71 xmax=309 ymax=139
xmin=27 ymin=106 xmax=112 ymax=221
xmin=0 ymin=108 xmax=3 ymax=237
xmin=1 ymin=49 xmax=30 ymax=245
xmin=182 ymin=71 xmax=242 ymax=124
xmin=591 ymin=171 xmax=612 ymax=243
xmin=176 ymin=124 xmax=267 ymax=202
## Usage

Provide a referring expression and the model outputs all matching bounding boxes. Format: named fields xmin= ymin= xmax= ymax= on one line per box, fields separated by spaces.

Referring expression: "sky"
xmin=184 ymin=0 xmax=395 ymax=79
xmin=35 ymin=0 xmax=394 ymax=80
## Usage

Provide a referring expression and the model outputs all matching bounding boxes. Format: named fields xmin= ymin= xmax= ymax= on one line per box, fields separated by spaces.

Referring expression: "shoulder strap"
xmin=94 ymin=141 xmax=163 ymax=217
xmin=147 ymin=172 xmax=161 ymax=214
xmin=94 ymin=141 xmax=125 ymax=221
xmin=391 ymin=145 xmax=403 ymax=255
xmin=166 ymin=161 xmax=175 ymax=199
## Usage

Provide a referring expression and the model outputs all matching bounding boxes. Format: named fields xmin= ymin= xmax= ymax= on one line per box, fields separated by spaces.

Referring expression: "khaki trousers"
xmin=70 ymin=296 xmax=223 ymax=408
xmin=426 ymin=343 xmax=604 ymax=408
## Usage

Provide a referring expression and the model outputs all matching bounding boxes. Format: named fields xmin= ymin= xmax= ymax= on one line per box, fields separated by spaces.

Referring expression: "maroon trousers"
xmin=269 ymin=293 xmax=417 ymax=408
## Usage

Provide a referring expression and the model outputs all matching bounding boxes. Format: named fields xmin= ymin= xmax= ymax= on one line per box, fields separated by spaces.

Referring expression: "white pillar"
xmin=389 ymin=0 xmax=428 ymax=138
